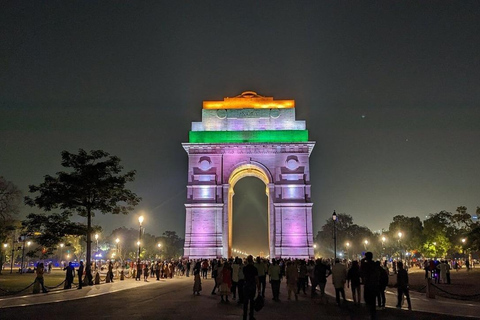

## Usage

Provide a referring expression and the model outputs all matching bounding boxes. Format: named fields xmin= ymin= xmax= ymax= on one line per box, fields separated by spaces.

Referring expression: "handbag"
xmin=254 ymin=295 xmax=264 ymax=312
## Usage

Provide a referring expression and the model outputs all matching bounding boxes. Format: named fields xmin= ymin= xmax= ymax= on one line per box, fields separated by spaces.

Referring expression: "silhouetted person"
xmin=64 ymin=262 xmax=75 ymax=289
xmin=77 ymin=261 xmax=84 ymax=289
xmin=396 ymin=261 xmax=412 ymax=310
xmin=361 ymin=252 xmax=380 ymax=320
xmin=243 ymin=255 xmax=260 ymax=320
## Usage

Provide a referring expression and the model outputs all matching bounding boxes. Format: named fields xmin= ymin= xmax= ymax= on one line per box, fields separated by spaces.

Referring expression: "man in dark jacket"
xmin=77 ymin=261 xmax=84 ymax=289
xmin=396 ymin=261 xmax=412 ymax=310
xmin=377 ymin=261 xmax=388 ymax=309
xmin=64 ymin=262 xmax=75 ymax=289
xmin=361 ymin=252 xmax=380 ymax=320
xmin=243 ymin=255 xmax=260 ymax=320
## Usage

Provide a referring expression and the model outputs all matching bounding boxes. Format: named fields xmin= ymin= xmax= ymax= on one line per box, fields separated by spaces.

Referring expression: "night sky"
xmin=1 ymin=1 xmax=479 ymax=252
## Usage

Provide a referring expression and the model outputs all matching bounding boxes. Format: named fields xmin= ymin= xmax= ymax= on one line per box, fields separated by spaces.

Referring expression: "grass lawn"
xmin=389 ymin=266 xmax=480 ymax=301
xmin=0 ymin=269 xmax=66 ymax=295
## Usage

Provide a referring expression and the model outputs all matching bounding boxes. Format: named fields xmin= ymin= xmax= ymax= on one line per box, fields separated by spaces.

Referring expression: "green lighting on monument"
xmin=189 ymin=130 xmax=309 ymax=143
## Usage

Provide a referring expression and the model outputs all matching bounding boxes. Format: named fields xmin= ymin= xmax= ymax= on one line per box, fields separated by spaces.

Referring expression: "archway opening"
xmin=231 ymin=177 xmax=269 ymax=258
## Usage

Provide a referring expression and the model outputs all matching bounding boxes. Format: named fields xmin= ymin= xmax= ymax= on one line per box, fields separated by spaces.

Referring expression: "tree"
xmin=314 ymin=213 xmax=375 ymax=259
xmin=0 ymin=176 xmax=21 ymax=223
xmin=22 ymin=212 xmax=87 ymax=258
xmin=0 ymin=177 xmax=21 ymax=273
xmin=157 ymin=231 xmax=184 ymax=259
xmin=422 ymin=211 xmax=453 ymax=258
xmin=387 ymin=215 xmax=424 ymax=255
xmin=25 ymin=149 xmax=141 ymax=276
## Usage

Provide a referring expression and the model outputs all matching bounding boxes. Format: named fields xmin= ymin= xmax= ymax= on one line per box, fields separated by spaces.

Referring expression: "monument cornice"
xmin=182 ymin=141 xmax=315 ymax=156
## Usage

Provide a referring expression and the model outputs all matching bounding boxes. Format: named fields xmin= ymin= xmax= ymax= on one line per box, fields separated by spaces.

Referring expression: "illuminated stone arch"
xmin=183 ymin=91 xmax=315 ymax=259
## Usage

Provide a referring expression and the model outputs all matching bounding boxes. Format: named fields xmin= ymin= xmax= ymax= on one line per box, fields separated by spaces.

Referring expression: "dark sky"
xmin=1 ymin=1 xmax=479 ymax=247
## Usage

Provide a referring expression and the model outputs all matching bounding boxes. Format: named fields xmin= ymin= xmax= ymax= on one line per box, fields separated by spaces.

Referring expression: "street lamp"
xmin=138 ymin=216 xmax=144 ymax=261
xmin=95 ymin=234 xmax=99 ymax=252
xmin=364 ymin=239 xmax=369 ymax=251
xmin=115 ymin=238 xmax=120 ymax=262
xmin=398 ymin=232 xmax=403 ymax=261
xmin=381 ymin=236 xmax=386 ymax=257
xmin=332 ymin=210 xmax=337 ymax=261
xmin=345 ymin=242 xmax=350 ymax=260
xmin=157 ymin=243 xmax=162 ymax=259
xmin=59 ymin=243 xmax=64 ymax=265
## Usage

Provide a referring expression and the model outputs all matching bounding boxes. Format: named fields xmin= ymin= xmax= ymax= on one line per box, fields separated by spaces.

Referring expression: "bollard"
xmin=426 ymin=278 xmax=435 ymax=299
xmin=95 ymin=272 xmax=100 ymax=284
xmin=120 ymin=270 xmax=125 ymax=280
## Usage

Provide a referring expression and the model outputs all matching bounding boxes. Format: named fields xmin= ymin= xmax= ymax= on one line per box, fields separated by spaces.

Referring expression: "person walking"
xmin=445 ymin=260 xmax=451 ymax=284
xmin=396 ymin=261 xmax=412 ymax=311
xmin=331 ymin=258 xmax=347 ymax=305
xmin=143 ymin=263 xmax=149 ymax=282
xmin=219 ymin=261 xmax=232 ymax=303
xmin=254 ymin=257 xmax=267 ymax=298
xmin=347 ymin=260 xmax=361 ymax=305
xmin=297 ymin=260 xmax=307 ymax=295
xmin=243 ymin=255 xmax=260 ymax=320
xmin=361 ymin=252 xmax=380 ymax=320
xmin=108 ymin=261 xmax=114 ymax=282
xmin=286 ymin=260 xmax=298 ymax=301
xmin=237 ymin=258 xmax=245 ymax=304
xmin=186 ymin=260 xmax=191 ymax=277
xmin=231 ymin=257 xmax=240 ymax=300
xmin=135 ymin=260 xmax=142 ymax=281
xmin=63 ymin=262 xmax=75 ymax=289
xmin=377 ymin=261 xmax=388 ymax=309
xmin=35 ymin=262 xmax=48 ymax=293
xmin=77 ymin=261 xmax=84 ymax=289
xmin=193 ymin=261 xmax=202 ymax=295
xmin=268 ymin=258 xmax=281 ymax=301
xmin=314 ymin=258 xmax=331 ymax=303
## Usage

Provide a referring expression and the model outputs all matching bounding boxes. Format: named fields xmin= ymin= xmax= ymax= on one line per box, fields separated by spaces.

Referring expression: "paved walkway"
xmin=1 ymin=275 xmax=479 ymax=319
xmin=0 ymin=277 xmax=157 ymax=309
xmin=324 ymin=279 xmax=480 ymax=318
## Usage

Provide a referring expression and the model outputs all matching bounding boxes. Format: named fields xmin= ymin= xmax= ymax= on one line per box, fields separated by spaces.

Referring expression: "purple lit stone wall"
xmin=183 ymin=143 xmax=315 ymax=259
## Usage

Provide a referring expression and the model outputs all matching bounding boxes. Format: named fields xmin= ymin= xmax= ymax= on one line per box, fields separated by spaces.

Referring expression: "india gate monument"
xmin=183 ymin=91 xmax=315 ymax=259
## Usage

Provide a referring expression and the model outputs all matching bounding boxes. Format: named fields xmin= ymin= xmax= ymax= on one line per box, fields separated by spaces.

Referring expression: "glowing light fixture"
xmin=203 ymin=91 xmax=295 ymax=110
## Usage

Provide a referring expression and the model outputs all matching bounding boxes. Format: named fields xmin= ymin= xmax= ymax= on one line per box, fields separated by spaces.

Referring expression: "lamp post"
xmin=398 ymin=231 xmax=403 ymax=261
xmin=138 ymin=216 xmax=144 ymax=262
xmin=381 ymin=236 xmax=386 ymax=259
xmin=95 ymin=234 xmax=99 ymax=252
xmin=59 ymin=243 xmax=64 ymax=266
xmin=345 ymin=242 xmax=350 ymax=260
xmin=20 ymin=236 xmax=26 ymax=274
xmin=364 ymin=239 xmax=369 ymax=251
xmin=332 ymin=210 xmax=337 ymax=261
xmin=116 ymin=238 xmax=120 ymax=263
xmin=157 ymin=243 xmax=162 ymax=260
xmin=26 ymin=241 xmax=31 ymax=270
xmin=10 ymin=238 xmax=15 ymax=274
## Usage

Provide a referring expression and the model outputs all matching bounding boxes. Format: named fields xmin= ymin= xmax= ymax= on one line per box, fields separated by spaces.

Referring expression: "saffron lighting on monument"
xmin=183 ymin=91 xmax=316 ymax=259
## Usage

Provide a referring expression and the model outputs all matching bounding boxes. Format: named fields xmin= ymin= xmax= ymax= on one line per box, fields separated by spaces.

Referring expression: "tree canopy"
xmin=25 ymin=149 xmax=141 ymax=268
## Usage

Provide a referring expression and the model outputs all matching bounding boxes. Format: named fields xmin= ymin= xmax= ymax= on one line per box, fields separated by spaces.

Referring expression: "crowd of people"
xmin=32 ymin=253 xmax=476 ymax=319
xmin=185 ymin=252 xmax=414 ymax=320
